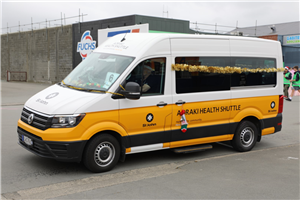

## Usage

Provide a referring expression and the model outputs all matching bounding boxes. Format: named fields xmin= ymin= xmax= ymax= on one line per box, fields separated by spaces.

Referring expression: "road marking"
xmin=0 ymin=107 xmax=22 ymax=110
xmin=1 ymin=104 xmax=24 ymax=107
xmin=287 ymin=157 xmax=299 ymax=160
xmin=193 ymin=143 xmax=300 ymax=163
xmin=2 ymin=163 xmax=185 ymax=200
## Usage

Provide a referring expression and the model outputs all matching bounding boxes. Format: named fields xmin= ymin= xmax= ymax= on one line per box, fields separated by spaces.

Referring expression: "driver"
xmin=142 ymin=65 xmax=154 ymax=92
xmin=126 ymin=60 xmax=159 ymax=93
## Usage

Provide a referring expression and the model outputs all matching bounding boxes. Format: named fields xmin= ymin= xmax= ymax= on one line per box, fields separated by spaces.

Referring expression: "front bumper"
xmin=18 ymin=127 xmax=87 ymax=162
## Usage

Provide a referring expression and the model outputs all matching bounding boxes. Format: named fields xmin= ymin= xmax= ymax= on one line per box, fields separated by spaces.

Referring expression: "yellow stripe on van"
xmin=262 ymin=127 xmax=275 ymax=136
xmin=163 ymin=143 xmax=170 ymax=148
xmin=170 ymin=134 xmax=233 ymax=148
xmin=126 ymin=148 xmax=131 ymax=153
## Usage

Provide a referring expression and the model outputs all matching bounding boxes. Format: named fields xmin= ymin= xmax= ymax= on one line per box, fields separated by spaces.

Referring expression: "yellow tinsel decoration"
xmin=171 ymin=64 xmax=284 ymax=74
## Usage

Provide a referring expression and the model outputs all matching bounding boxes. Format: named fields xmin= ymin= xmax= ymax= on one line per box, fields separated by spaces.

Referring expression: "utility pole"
xmin=78 ymin=8 xmax=81 ymax=33
xmin=255 ymin=20 xmax=257 ymax=36
xmin=163 ymin=5 xmax=168 ymax=18
xmin=61 ymin=12 xmax=63 ymax=31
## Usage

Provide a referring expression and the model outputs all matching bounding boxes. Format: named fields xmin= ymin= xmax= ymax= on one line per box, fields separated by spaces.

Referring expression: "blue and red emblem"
xmin=77 ymin=31 xmax=97 ymax=60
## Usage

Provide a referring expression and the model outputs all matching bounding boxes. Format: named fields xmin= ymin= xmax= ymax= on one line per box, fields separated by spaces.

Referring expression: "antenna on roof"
xmin=121 ymin=31 xmax=128 ymax=42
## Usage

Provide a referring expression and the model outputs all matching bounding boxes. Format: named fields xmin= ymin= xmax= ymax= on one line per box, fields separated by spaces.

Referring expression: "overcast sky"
xmin=1 ymin=0 xmax=299 ymax=34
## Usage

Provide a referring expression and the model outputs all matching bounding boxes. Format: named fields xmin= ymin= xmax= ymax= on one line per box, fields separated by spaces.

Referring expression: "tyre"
xmin=83 ymin=134 xmax=120 ymax=173
xmin=231 ymin=121 xmax=258 ymax=152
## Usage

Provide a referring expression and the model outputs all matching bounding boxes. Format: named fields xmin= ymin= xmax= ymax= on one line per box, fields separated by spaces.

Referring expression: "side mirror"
xmin=121 ymin=82 xmax=141 ymax=100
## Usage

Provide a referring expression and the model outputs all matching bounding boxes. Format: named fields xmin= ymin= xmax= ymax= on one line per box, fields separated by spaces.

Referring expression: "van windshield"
xmin=63 ymin=53 xmax=134 ymax=91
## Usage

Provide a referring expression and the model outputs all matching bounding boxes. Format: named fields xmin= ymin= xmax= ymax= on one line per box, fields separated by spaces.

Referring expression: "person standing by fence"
xmin=283 ymin=66 xmax=292 ymax=99
xmin=286 ymin=66 xmax=300 ymax=102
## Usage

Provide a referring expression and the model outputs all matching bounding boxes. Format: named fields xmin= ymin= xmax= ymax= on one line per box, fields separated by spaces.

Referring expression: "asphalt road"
xmin=1 ymin=80 xmax=299 ymax=199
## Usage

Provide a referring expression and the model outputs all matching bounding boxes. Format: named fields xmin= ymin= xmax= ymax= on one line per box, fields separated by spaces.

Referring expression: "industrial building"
xmin=229 ymin=21 xmax=300 ymax=68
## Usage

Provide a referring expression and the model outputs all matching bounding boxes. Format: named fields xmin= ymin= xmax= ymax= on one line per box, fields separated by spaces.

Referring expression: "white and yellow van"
xmin=18 ymin=33 xmax=284 ymax=172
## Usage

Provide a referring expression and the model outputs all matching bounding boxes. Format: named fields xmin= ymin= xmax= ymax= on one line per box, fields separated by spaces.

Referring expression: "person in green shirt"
xmin=286 ymin=66 xmax=300 ymax=101
xmin=283 ymin=66 xmax=292 ymax=99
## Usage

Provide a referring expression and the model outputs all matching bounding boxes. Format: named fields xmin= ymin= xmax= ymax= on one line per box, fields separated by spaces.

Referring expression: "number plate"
xmin=22 ymin=135 xmax=33 ymax=146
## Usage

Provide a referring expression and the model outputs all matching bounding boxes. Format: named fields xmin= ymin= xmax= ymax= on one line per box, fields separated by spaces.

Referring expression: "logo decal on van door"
xmin=143 ymin=113 xmax=156 ymax=127
xmin=268 ymin=101 xmax=277 ymax=113
xmin=146 ymin=113 xmax=154 ymax=122
xmin=270 ymin=101 xmax=275 ymax=109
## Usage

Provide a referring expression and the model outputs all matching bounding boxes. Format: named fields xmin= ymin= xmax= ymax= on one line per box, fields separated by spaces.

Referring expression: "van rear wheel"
xmin=83 ymin=134 xmax=120 ymax=173
xmin=232 ymin=121 xmax=258 ymax=152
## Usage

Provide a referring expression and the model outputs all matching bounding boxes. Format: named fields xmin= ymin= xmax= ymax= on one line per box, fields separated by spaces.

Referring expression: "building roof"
xmin=229 ymin=21 xmax=300 ymax=37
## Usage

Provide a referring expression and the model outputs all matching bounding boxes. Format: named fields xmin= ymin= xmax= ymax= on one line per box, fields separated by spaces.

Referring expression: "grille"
xmin=47 ymin=144 xmax=68 ymax=158
xmin=18 ymin=127 xmax=53 ymax=157
xmin=21 ymin=107 xmax=52 ymax=130
xmin=18 ymin=127 xmax=68 ymax=158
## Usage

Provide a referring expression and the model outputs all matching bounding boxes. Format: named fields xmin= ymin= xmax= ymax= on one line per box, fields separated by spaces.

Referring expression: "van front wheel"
xmin=83 ymin=134 xmax=120 ymax=173
xmin=232 ymin=121 xmax=258 ymax=152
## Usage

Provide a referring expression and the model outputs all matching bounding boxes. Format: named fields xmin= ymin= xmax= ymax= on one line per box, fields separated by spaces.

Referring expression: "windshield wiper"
xmin=58 ymin=82 xmax=72 ymax=88
xmin=78 ymin=88 xmax=105 ymax=93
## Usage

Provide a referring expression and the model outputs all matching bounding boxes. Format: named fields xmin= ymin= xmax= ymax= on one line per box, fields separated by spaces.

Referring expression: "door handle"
xmin=175 ymin=101 xmax=186 ymax=105
xmin=157 ymin=102 xmax=168 ymax=107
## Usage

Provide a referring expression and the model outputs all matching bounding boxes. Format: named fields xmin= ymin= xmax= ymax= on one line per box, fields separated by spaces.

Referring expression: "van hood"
xmin=24 ymin=84 xmax=102 ymax=115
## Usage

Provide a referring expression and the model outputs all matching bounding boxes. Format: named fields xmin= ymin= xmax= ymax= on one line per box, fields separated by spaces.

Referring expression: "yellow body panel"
xmin=171 ymin=99 xmax=231 ymax=130
xmin=230 ymin=96 xmax=278 ymax=122
xmin=119 ymin=105 xmax=172 ymax=136
xmin=18 ymin=119 xmax=87 ymax=141
xmin=81 ymin=121 xmax=128 ymax=140
xmin=18 ymin=109 xmax=125 ymax=142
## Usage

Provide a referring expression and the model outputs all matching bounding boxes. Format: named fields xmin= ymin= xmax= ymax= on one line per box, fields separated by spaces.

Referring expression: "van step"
xmin=172 ymin=144 xmax=213 ymax=154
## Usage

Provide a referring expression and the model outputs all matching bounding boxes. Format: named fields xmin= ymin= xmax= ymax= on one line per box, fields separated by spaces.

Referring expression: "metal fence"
xmin=1 ymin=11 xmax=87 ymax=34
xmin=2 ymin=12 xmax=260 ymax=37
xmin=190 ymin=21 xmax=260 ymax=36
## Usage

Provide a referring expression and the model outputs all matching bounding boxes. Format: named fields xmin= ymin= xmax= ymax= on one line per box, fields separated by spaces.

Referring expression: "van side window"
xmin=175 ymin=57 xmax=277 ymax=94
xmin=231 ymin=57 xmax=276 ymax=87
xmin=126 ymin=58 xmax=166 ymax=96
xmin=175 ymin=57 xmax=231 ymax=93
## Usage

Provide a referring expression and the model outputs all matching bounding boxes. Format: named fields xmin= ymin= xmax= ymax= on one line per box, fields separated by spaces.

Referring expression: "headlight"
xmin=51 ymin=114 xmax=85 ymax=128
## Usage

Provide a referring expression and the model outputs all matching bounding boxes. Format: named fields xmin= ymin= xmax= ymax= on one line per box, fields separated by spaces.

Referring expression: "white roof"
xmin=95 ymin=33 xmax=279 ymax=58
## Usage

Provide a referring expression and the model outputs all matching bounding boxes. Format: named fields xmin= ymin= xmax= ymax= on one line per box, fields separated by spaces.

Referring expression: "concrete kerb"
xmin=1 ymin=194 xmax=8 ymax=200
